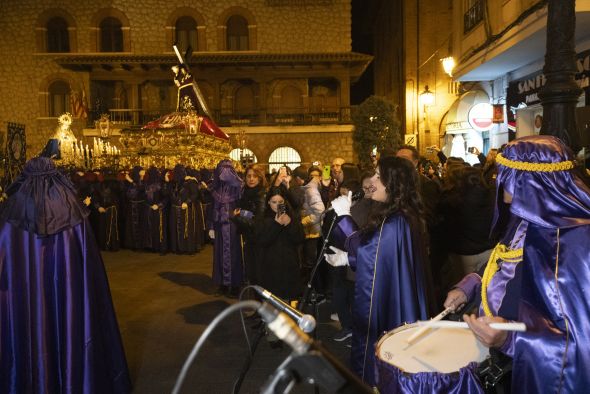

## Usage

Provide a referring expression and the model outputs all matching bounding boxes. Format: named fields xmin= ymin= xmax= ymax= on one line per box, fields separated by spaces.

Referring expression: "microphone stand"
xmin=232 ymin=318 xmax=266 ymax=394
xmin=259 ymin=303 xmax=373 ymax=394
xmin=296 ymin=212 xmax=339 ymax=394
xmin=260 ymin=350 xmax=372 ymax=394
xmin=232 ymin=287 xmax=274 ymax=394
xmin=297 ymin=211 xmax=339 ymax=316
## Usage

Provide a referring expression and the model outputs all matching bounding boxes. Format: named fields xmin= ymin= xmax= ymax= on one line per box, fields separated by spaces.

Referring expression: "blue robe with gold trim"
xmin=512 ymin=224 xmax=590 ymax=393
xmin=334 ymin=213 xmax=432 ymax=386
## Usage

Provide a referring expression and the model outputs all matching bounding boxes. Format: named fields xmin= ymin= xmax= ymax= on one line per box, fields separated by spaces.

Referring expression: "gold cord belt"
xmin=173 ymin=204 xmax=190 ymax=239
xmin=159 ymin=209 xmax=163 ymax=242
xmin=481 ymin=243 xmax=523 ymax=317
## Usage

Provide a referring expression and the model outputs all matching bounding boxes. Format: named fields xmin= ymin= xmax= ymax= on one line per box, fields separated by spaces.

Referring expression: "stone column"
xmin=129 ymin=82 xmax=140 ymax=125
xmin=248 ymin=24 xmax=257 ymax=50
xmin=339 ymin=77 xmax=351 ymax=122
xmin=217 ymin=25 xmax=227 ymax=51
xmin=197 ymin=26 xmax=207 ymax=51
xmin=258 ymin=80 xmax=269 ymax=124
xmin=539 ymin=0 xmax=583 ymax=151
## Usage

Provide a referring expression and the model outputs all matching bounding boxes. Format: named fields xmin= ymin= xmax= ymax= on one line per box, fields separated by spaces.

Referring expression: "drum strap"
xmin=481 ymin=243 xmax=523 ymax=317
xmin=478 ymin=349 xmax=513 ymax=393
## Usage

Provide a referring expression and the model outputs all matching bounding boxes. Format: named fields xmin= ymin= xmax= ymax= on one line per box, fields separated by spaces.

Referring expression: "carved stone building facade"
xmin=0 ymin=0 xmax=371 ymax=167
xmin=362 ymin=0 xmax=455 ymax=155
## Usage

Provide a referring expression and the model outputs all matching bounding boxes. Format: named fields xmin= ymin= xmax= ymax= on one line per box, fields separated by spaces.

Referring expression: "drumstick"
xmin=415 ymin=320 xmax=527 ymax=332
xmin=405 ymin=307 xmax=453 ymax=345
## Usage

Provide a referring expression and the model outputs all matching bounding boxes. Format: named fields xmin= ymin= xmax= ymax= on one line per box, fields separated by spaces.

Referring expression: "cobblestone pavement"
xmin=103 ymin=246 xmax=350 ymax=394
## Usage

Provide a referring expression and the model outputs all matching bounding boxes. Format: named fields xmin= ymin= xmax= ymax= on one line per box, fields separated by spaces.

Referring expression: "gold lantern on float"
xmin=116 ymin=46 xmax=231 ymax=169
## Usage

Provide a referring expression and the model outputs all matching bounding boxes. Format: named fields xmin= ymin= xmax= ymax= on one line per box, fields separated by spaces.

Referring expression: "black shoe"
xmin=312 ymin=293 xmax=327 ymax=305
xmin=333 ymin=329 xmax=352 ymax=342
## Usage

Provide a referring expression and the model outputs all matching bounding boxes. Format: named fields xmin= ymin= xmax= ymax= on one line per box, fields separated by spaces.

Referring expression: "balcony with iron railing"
xmin=464 ymin=0 xmax=485 ymax=34
xmin=90 ymin=106 xmax=353 ymax=128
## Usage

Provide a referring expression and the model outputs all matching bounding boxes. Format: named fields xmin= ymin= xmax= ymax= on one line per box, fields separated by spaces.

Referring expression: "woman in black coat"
xmin=232 ymin=164 xmax=267 ymax=284
xmin=255 ymin=187 xmax=305 ymax=301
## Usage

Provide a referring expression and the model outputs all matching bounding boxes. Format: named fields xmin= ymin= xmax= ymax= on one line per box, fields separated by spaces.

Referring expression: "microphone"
xmin=258 ymin=303 xmax=373 ymax=393
xmin=327 ymin=189 xmax=364 ymax=212
xmin=252 ymin=285 xmax=316 ymax=333
xmin=349 ymin=189 xmax=365 ymax=202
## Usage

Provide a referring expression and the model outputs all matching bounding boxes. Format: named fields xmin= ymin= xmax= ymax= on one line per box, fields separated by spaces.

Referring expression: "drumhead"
xmin=376 ymin=322 xmax=489 ymax=374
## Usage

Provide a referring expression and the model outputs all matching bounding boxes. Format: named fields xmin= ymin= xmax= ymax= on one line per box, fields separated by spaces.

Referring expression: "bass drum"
xmin=375 ymin=322 xmax=488 ymax=393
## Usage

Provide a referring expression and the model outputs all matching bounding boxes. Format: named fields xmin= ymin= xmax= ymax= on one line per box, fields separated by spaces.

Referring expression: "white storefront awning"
xmin=444 ymin=90 xmax=490 ymax=134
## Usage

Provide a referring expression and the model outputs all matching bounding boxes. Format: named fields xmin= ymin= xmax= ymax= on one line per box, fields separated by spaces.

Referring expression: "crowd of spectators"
xmin=0 ymin=143 xmax=505 ymax=381
xmin=197 ymin=144 xmax=503 ymax=357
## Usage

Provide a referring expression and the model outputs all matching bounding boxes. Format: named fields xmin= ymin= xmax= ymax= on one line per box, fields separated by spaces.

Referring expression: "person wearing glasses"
xmin=327 ymin=156 xmax=434 ymax=387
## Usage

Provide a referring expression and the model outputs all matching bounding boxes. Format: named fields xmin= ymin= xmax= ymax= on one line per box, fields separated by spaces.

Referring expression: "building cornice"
xmin=52 ymin=51 xmax=373 ymax=78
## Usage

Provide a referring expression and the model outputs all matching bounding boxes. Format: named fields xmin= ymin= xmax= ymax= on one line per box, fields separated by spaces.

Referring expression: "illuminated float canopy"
xmin=118 ymin=46 xmax=230 ymax=169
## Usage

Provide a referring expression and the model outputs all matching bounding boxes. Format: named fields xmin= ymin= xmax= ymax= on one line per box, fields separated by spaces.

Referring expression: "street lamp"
xmin=419 ymin=86 xmax=435 ymax=137
xmin=441 ymin=56 xmax=456 ymax=77
xmin=419 ymin=85 xmax=435 ymax=107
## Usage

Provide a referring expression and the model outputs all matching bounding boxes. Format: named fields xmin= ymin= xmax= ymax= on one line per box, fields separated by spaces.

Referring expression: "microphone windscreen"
xmin=351 ymin=189 xmax=364 ymax=202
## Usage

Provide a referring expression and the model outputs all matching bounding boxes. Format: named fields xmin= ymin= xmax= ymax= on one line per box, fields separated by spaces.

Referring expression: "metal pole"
xmin=539 ymin=0 xmax=583 ymax=152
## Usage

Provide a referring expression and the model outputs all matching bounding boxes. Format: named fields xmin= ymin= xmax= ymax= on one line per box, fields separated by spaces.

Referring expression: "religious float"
xmin=116 ymin=47 xmax=231 ymax=169
xmin=57 ymin=45 xmax=231 ymax=170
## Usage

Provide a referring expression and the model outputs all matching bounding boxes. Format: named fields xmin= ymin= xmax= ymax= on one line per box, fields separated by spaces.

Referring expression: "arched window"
xmin=234 ymin=85 xmax=255 ymax=115
xmin=229 ymin=148 xmax=257 ymax=163
xmin=268 ymin=146 xmax=301 ymax=173
xmin=175 ymin=16 xmax=198 ymax=53
xmin=46 ymin=17 xmax=69 ymax=52
xmin=48 ymin=80 xmax=70 ymax=117
xmin=226 ymin=15 xmax=249 ymax=51
xmin=100 ymin=17 xmax=123 ymax=52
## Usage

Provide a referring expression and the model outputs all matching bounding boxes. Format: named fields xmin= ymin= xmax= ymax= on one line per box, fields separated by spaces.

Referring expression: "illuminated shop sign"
xmin=468 ymin=103 xmax=493 ymax=132
xmin=507 ymin=48 xmax=590 ymax=107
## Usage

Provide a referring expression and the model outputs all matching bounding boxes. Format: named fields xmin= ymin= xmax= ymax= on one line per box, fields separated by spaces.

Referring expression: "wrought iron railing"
xmin=464 ymin=0 xmax=485 ymax=34
xmin=92 ymin=107 xmax=353 ymax=128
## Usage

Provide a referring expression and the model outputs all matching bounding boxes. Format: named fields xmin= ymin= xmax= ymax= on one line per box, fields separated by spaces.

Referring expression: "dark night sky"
xmin=350 ymin=0 xmax=375 ymax=105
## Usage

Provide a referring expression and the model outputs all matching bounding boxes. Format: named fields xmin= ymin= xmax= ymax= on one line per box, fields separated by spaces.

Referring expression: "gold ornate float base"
xmin=117 ymin=127 xmax=230 ymax=169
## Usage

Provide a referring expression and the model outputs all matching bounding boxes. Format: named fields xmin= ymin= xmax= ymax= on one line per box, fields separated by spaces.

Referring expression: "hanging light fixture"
xmin=441 ymin=56 xmax=456 ymax=77
xmin=419 ymin=85 xmax=435 ymax=107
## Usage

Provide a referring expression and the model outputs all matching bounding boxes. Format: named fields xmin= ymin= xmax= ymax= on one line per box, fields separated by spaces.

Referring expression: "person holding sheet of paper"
xmin=447 ymin=135 xmax=590 ymax=393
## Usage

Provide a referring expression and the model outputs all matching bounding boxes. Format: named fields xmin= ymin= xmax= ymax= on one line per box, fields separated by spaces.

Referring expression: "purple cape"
xmin=495 ymin=136 xmax=590 ymax=392
xmin=333 ymin=214 xmax=433 ymax=387
xmin=0 ymin=157 xmax=131 ymax=393
xmin=209 ymin=160 xmax=244 ymax=286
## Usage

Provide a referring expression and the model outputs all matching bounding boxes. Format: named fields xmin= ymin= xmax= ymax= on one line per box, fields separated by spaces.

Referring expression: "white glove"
xmin=208 ymin=229 xmax=215 ymax=239
xmin=330 ymin=191 xmax=352 ymax=216
xmin=324 ymin=246 xmax=349 ymax=267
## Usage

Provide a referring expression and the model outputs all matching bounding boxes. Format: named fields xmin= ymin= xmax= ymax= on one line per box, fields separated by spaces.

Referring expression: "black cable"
xmin=232 ymin=285 xmax=266 ymax=394
xmin=171 ymin=300 xmax=261 ymax=394
xmin=238 ymin=285 xmax=261 ymax=355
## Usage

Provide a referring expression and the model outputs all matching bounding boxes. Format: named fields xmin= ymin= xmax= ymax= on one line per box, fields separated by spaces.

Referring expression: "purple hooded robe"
xmin=496 ymin=135 xmax=590 ymax=393
xmin=208 ymin=160 xmax=244 ymax=287
xmin=0 ymin=157 xmax=131 ymax=393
